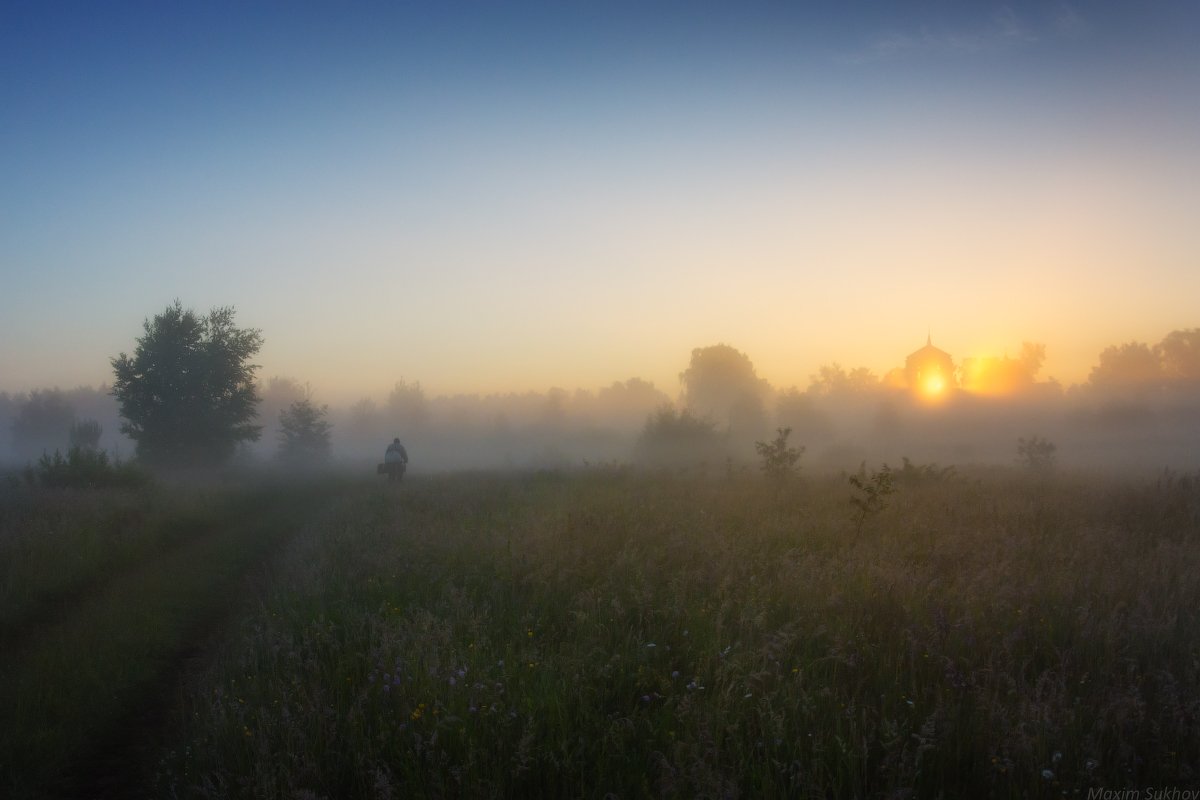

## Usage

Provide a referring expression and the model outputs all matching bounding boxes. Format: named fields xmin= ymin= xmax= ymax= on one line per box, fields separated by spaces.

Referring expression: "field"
xmin=2 ymin=465 xmax=1199 ymax=799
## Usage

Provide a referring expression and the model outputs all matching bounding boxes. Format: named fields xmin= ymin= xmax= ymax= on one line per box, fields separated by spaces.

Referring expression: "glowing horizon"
xmin=3 ymin=3 xmax=1198 ymax=405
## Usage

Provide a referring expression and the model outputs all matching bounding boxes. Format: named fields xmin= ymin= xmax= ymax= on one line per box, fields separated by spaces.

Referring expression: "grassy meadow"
xmin=2 ymin=465 xmax=1199 ymax=798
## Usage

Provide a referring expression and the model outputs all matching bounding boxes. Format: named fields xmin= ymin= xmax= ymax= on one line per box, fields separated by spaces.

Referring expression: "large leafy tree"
xmin=111 ymin=302 xmax=263 ymax=468
xmin=679 ymin=344 xmax=770 ymax=436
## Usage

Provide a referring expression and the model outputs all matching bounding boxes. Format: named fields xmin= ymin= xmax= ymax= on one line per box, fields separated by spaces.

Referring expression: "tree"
xmin=68 ymin=419 xmax=103 ymax=451
xmin=386 ymin=379 xmax=429 ymax=431
xmin=775 ymin=387 xmax=833 ymax=443
xmin=679 ymin=344 xmax=770 ymax=435
xmin=1087 ymin=342 xmax=1162 ymax=393
xmin=636 ymin=405 xmax=726 ymax=467
xmin=755 ymin=427 xmax=804 ymax=484
xmin=1156 ymin=329 xmax=1200 ymax=384
xmin=1018 ymin=342 xmax=1046 ymax=379
xmin=808 ymin=364 xmax=880 ymax=397
xmin=11 ymin=389 xmax=75 ymax=462
xmin=252 ymin=376 xmax=309 ymax=456
xmin=540 ymin=387 xmax=569 ymax=427
xmin=0 ymin=392 xmax=17 ymax=462
xmin=1016 ymin=435 xmax=1056 ymax=473
xmin=277 ymin=396 xmax=333 ymax=465
xmin=849 ymin=463 xmax=895 ymax=536
xmin=111 ymin=301 xmax=263 ymax=468
xmin=960 ymin=342 xmax=1047 ymax=396
xmin=960 ymin=355 xmax=1030 ymax=395
xmin=592 ymin=378 xmax=670 ymax=428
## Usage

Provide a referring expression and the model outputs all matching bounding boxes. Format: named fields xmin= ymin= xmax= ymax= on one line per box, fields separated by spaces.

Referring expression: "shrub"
xmin=849 ymin=462 xmax=894 ymax=534
xmin=894 ymin=456 xmax=956 ymax=485
xmin=636 ymin=405 xmax=726 ymax=468
xmin=1016 ymin=435 xmax=1056 ymax=472
xmin=28 ymin=447 xmax=149 ymax=489
xmin=754 ymin=427 xmax=804 ymax=484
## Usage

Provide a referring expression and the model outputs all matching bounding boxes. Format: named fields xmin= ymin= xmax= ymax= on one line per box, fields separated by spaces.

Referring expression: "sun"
xmin=920 ymin=372 xmax=947 ymax=402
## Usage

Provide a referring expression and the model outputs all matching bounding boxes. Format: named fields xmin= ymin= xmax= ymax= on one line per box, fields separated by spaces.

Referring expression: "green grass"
xmin=0 ymin=478 xmax=344 ymax=799
xmin=0 ymin=484 xmax=214 ymax=642
xmin=139 ymin=468 xmax=1199 ymax=799
xmin=2 ymin=468 xmax=1197 ymax=797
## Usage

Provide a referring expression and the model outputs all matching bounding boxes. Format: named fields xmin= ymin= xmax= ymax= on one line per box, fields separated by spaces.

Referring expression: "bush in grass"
xmin=28 ymin=446 xmax=149 ymax=489
xmin=894 ymin=456 xmax=956 ymax=486
xmin=636 ymin=405 xmax=727 ymax=468
xmin=754 ymin=427 xmax=804 ymax=484
xmin=1016 ymin=435 xmax=1056 ymax=473
xmin=849 ymin=461 xmax=894 ymax=534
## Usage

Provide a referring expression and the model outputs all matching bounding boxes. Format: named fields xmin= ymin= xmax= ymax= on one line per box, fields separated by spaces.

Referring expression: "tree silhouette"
xmin=637 ymin=405 xmax=725 ymax=467
xmin=959 ymin=342 xmax=1049 ymax=396
xmin=808 ymin=364 xmax=880 ymax=397
xmin=1088 ymin=342 xmax=1162 ymax=391
xmin=775 ymin=387 xmax=833 ymax=443
xmin=278 ymin=396 xmax=332 ymax=465
xmin=68 ymin=419 xmax=102 ymax=451
xmin=11 ymin=389 xmax=75 ymax=462
xmin=755 ymin=427 xmax=804 ymax=484
xmin=111 ymin=302 xmax=263 ymax=468
xmin=1156 ymin=329 xmax=1200 ymax=384
xmin=0 ymin=392 xmax=16 ymax=460
xmin=679 ymin=344 xmax=770 ymax=435
xmin=256 ymin=376 xmax=309 ymax=455
xmin=540 ymin=387 xmax=569 ymax=427
xmin=592 ymin=378 xmax=670 ymax=427
xmin=387 ymin=379 xmax=429 ymax=431
xmin=1018 ymin=342 xmax=1046 ymax=378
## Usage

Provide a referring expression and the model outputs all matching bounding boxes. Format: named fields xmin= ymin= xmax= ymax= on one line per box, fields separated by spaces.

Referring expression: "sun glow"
xmin=920 ymin=373 xmax=947 ymax=401
xmin=959 ymin=353 xmax=1036 ymax=397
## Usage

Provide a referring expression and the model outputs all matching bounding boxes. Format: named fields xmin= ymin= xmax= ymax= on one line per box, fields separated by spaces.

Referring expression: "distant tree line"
xmin=1 ymin=301 xmax=1197 ymax=472
xmin=1086 ymin=329 xmax=1200 ymax=394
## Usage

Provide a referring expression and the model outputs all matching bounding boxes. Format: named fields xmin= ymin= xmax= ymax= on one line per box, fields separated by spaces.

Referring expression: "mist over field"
xmin=4 ymin=3 xmax=1200 ymax=797
xmin=4 ymin=3 xmax=1200 ymax=479
xmin=2 ymin=331 xmax=1198 ymax=476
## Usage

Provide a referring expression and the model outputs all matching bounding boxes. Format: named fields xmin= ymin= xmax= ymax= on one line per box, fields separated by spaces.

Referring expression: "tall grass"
xmin=155 ymin=468 xmax=1200 ymax=798
xmin=0 ymin=478 xmax=346 ymax=799
xmin=0 ymin=482 xmax=211 ymax=642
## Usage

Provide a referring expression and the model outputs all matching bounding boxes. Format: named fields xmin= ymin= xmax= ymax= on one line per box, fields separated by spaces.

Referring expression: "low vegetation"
xmin=0 ymin=477 xmax=344 ymax=798
xmin=848 ymin=461 xmax=896 ymax=535
xmin=22 ymin=445 xmax=148 ymax=489
xmin=754 ymin=426 xmax=805 ymax=485
xmin=1017 ymin=435 xmax=1058 ymax=473
xmin=2 ymin=466 xmax=1198 ymax=798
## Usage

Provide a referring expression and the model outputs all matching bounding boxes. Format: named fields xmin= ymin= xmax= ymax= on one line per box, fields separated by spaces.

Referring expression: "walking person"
xmin=383 ymin=437 xmax=408 ymax=482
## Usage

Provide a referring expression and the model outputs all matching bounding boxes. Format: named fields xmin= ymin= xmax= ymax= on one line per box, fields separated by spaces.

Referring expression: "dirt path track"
xmin=1 ymin=484 xmax=338 ymax=800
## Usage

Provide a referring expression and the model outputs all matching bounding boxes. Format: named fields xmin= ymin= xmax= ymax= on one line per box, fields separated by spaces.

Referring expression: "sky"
xmin=2 ymin=1 xmax=1199 ymax=404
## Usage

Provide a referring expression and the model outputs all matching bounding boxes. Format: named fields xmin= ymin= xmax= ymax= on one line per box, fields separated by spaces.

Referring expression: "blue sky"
xmin=3 ymin=2 xmax=1199 ymax=401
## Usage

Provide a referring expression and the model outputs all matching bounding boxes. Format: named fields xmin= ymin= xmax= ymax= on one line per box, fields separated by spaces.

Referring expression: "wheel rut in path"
xmin=48 ymin=487 xmax=338 ymax=800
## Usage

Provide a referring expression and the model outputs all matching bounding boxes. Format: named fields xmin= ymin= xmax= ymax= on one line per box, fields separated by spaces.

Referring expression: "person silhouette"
xmin=383 ymin=437 xmax=408 ymax=482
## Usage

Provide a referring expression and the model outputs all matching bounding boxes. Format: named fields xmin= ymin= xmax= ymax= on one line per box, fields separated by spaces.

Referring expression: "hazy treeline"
xmin=260 ymin=376 xmax=671 ymax=471
xmin=0 ymin=386 xmax=130 ymax=466
xmin=2 ymin=328 xmax=1198 ymax=473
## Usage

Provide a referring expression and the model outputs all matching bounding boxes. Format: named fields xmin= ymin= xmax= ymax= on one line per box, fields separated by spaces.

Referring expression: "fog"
xmin=2 ymin=330 xmax=1198 ymax=478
